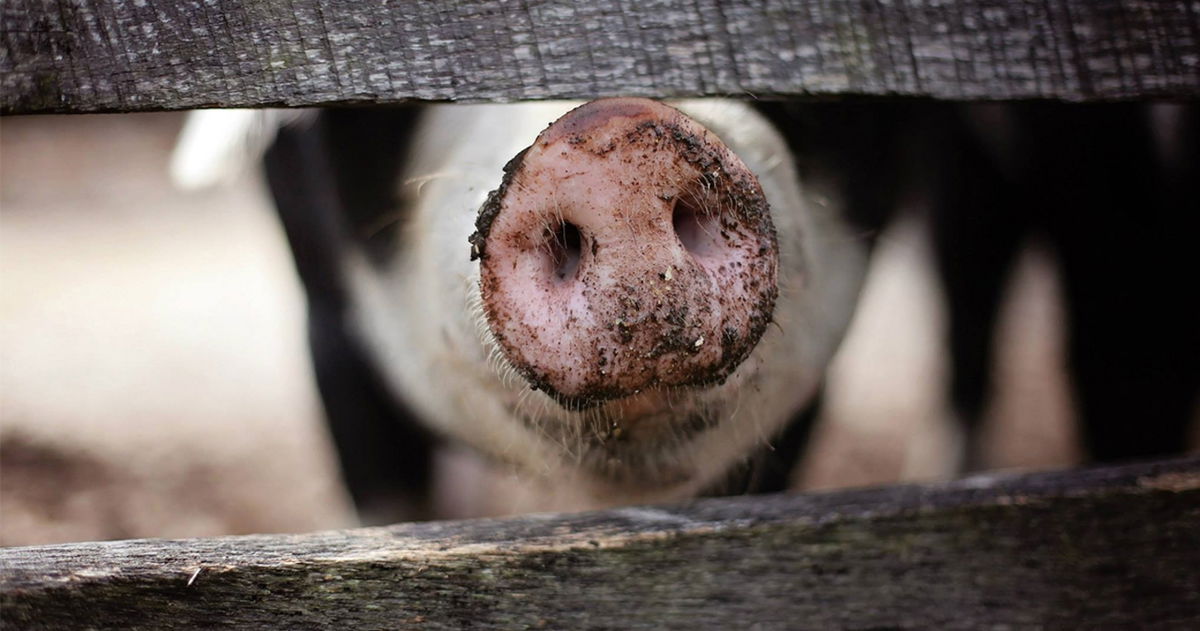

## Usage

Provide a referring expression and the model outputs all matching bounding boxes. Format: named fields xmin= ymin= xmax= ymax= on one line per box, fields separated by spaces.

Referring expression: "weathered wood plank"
xmin=2 ymin=0 xmax=1198 ymax=114
xmin=2 ymin=457 xmax=1198 ymax=629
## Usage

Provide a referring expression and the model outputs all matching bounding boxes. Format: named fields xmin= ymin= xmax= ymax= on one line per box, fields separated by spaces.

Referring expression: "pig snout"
xmin=470 ymin=98 xmax=779 ymax=408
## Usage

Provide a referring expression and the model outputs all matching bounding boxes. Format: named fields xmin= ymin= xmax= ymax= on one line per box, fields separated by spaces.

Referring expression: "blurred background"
xmin=1 ymin=112 xmax=1191 ymax=546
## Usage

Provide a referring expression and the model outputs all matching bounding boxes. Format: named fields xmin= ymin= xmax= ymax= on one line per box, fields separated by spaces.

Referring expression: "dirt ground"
xmin=1 ymin=112 xmax=1193 ymax=546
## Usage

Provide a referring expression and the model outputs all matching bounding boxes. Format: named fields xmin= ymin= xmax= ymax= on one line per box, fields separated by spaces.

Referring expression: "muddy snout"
xmin=470 ymin=98 xmax=779 ymax=408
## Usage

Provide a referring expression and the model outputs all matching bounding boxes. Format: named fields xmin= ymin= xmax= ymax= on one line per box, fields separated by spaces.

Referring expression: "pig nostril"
xmin=672 ymin=197 xmax=721 ymax=258
xmin=547 ymin=221 xmax=583 ymax=281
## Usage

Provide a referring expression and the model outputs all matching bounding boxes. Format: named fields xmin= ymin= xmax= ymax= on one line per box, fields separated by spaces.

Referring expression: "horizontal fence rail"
xmin=2 ymin=457 xmax=1198 ymax=629
xmin=2 ymin=0 xmax=1199 ymax=114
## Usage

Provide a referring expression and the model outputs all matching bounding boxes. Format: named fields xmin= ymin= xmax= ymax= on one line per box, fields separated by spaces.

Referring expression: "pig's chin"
xmin=509 ymin=376 xmax=747 ymax=488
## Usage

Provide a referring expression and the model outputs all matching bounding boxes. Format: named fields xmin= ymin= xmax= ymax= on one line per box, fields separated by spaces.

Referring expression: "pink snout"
xmin=470 ymin=98 xmax=778 ymax=408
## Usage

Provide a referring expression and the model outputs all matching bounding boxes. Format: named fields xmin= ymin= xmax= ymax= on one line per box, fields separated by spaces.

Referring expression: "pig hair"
xmin=362 ymin=170 xmax=481 ymax=239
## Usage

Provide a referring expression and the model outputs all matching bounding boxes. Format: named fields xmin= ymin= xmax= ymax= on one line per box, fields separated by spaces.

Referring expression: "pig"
xmin=235 ymin=99 xmax=905 ymax=522
xmin=184 ymin=98 xmax=1195 ymax=525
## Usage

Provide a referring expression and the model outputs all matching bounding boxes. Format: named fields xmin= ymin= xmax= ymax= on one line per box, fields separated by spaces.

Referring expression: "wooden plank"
xmin=2 ymin=457 xmax=1198 ymax=629
xmin=2 ymin=0 xmax=1198 ymax=114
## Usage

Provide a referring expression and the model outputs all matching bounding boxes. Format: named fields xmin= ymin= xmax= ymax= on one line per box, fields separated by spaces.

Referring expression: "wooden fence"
xmin=3 ymin=457 xmax=1198 ymax=629
xmin=2 ymin=0 xmax=1199 ymax=114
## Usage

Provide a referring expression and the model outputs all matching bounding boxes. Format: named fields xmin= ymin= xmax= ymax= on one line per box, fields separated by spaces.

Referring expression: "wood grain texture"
xmin=2 ymin=457 xmax=1198 ymax=629
xmin=2 ymin=0 xmax=1199 ymax=114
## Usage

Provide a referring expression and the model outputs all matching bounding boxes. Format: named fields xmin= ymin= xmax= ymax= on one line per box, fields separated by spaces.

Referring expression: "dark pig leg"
xmin=1037 ymin=103 xmax=1200 ymax=462
xmin=929 ymin=104 xmax=1033 ymax=471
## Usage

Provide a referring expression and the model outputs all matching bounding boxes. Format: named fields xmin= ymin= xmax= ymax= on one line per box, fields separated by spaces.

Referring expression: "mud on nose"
xmin=469 ymin=98 xmax=778 ymax=408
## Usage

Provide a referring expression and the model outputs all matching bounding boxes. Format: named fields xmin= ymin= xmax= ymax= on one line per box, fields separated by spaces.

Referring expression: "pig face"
xmin=343 ymin=99 xmax=868 ymax=504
